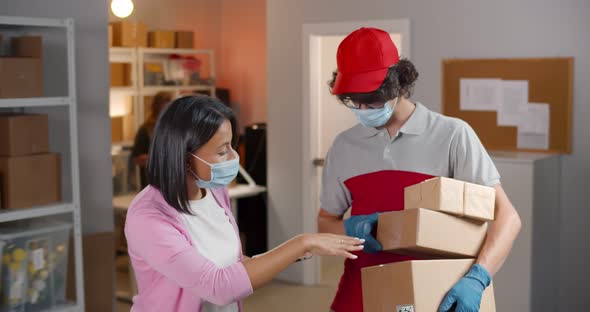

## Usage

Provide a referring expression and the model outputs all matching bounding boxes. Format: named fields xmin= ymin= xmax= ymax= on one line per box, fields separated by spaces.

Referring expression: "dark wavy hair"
xmin=147 ymin=95 xmax=237 ymax=214
xmin=329 ymin=58 xmax=419 ymax=106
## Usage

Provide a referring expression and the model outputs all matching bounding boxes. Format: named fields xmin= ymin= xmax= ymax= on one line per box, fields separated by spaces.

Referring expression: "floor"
xmin=115 ymin=256 xmax=344 ymax=312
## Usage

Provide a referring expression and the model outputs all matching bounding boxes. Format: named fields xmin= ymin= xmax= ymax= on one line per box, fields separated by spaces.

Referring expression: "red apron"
xmin=330 ymin=170 xmax=434 ymax=312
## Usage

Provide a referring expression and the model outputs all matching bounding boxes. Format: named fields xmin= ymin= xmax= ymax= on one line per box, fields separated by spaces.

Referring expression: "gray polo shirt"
xmin=320 ymin=102 xmax=501 ymax=216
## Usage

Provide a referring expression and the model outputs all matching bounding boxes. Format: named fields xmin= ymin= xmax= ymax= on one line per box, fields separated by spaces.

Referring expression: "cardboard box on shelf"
xmin=122 ymin=113 xmax=136 ymax=142
xmin=111 ymin=21 xmax=147 ymax=47
xmin=377 ymin=208 xmax=488 ymax=258
xmin=0 ymin=57 xmax=43 ymax=98
xmin=175 ymin=31 xmax=194 ymax=49
xmin=144 ymin=95 xmax=154 ymax=120
xmin=110 ymin=63 xmax=131 ymax=87
xmin=405 ymin=177 xmax=495 ymax=221
xmin=111 ymin=117 xmax=124 ymax=143
xmin=148 ymin=31 xmax=175 ymax=49
xmin=11 ymin=36 xmax=43 ymax=58
xmin=108 ymin=24 xmax=113 ymax=47
xmin=0 ymin=114 xmax=49 ymax=156
xmin=0 ymin=153 xmax=61 ymax=209
xmin=362 ymin=259 xmax=496 ymax=312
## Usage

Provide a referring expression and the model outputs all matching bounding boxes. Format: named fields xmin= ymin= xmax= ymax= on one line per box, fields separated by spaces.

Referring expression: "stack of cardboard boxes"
xmin=362 ymin=177 xmax=497 ymax=312
xmin=0 ymin=114 xmax=61 ymax=209
xmin=108 ymin=21 xmax=194 ymax=49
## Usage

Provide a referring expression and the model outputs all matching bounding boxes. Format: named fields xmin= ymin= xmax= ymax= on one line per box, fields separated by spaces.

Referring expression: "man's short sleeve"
xmin=451 ymin=121 xmax=501 ymax=187
xmin=320 ymin=139 xmax=352 ymax=216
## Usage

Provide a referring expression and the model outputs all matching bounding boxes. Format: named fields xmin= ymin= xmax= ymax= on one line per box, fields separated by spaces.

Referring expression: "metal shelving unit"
xmin=0 ymin=16 xmax=85 ymax=311
xmin=108 ymin=47 xmax=216 ymax=134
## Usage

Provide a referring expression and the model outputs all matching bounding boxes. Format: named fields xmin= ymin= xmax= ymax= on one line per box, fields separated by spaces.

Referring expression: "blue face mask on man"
xmin=351 ymin=97 xmax=399 ymax=128
xmin=190 ymin=149 xmax=240 ymax=189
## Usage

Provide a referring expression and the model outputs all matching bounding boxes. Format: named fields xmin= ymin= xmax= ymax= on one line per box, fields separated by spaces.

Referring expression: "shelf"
xmin=109 ymin=47 xmax=136 ymax=53
xmin=41 ymin=303 xmax=80 ymax=312
xmin=0 ymin=16 xmax=70 ymax=28
xmin=0 ymin=203 xmax=74 ymax=223
xmin=140 ymin=85 xmax=214 ymax=95
xmin=110 ymin=87 xmax=136 ymax=95
xmin=109 ymin=47 xmax=136 ymax=63
xmin=0 ymin=97 xmax=71 ymax=109
xmin=138 ymin=48 xmax=213 ymax=55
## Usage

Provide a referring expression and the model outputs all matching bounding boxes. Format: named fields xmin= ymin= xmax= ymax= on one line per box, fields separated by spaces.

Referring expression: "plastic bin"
xmin=0 ymin=221 xmax=72 ymax=312
xmin=1 ymin=224 xmax=29 ymax=312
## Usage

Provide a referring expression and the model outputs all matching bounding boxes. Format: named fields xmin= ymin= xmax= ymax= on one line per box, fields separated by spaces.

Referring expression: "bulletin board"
xmin=442 ymin=58 xmax=573 ymax=154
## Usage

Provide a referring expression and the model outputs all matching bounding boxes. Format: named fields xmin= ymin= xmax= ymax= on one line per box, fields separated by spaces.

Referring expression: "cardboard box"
xmin=108 ymin=24 xmax=113 ymax=47
xmin=464 ymin=182 xmax=496 ymax=221
xmin=362 ymin=259 xmax=496 ymax=312
xmin=148 ymin=31 xmax=175 ymax=48
xmin=66 ymin=232 xmax=115 ymax=312
xmin=11 ymin=36 xmax=43 ymax=58
xmin=0 ymin=57 xmax=43 ymax=98
xmin=0 ymin=114 xmax=49 ymax=156
xmin=175 ymin=31 xmax=194 ymax=48
xmin=111 ymin=21 xmax=147 ymax=47
xmin=405 ymin=177 xmax=495 ymax=221
xmin=111 ymin=116 xmax=124 ymax=143
xmin=377 ymin=208 xmax=488 ymax=258
xmin=110 ymin=63 xmax=131 ymax=87
xmin=0 ymin=153 xmax=61 ymax=209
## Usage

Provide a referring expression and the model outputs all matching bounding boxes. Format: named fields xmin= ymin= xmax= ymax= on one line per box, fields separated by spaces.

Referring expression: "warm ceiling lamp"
xmin=111 ymin=0 xmax=134 ymax=18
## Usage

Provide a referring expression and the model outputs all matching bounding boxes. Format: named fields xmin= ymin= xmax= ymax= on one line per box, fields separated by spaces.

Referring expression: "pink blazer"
xmin=124 ymin=186 xmax=253 ymax=312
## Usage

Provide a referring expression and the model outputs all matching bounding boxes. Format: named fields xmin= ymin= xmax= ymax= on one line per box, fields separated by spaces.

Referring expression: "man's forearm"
xmin=476 ymin=185 xmax=522 ymax=276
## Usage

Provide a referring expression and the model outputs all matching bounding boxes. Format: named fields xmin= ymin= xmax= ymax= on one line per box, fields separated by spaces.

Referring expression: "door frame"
xmin=301 ymin=19 xmax=410 ymax=285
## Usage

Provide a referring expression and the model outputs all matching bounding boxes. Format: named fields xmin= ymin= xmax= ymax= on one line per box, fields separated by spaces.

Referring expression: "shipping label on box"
xmin=377 ymin=208 xmax=488 ymax=258
xmin=362 ymin=259 xmax=496 ymax=312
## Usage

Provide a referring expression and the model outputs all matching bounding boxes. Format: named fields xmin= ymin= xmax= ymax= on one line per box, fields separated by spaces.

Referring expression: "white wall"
xmin=1 ymin=0 xmax=113 ymax=234
xmin=267 ymin=0 xmax=590 ymax=308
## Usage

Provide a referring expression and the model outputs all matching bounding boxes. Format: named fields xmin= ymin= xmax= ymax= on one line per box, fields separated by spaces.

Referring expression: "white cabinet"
xmin=491 ymin=152 xmax=561 ymax=312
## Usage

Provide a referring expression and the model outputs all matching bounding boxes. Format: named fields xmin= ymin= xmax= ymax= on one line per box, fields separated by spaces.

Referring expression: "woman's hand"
xmin=302 ymin=233 xmax=364 ymax=259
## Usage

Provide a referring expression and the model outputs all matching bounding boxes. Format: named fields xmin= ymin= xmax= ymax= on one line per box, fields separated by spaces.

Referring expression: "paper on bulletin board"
xmin=498 ymin=80 xmax=528 ymax=126
xmin=460 ymin=78 xmax=503 ymax=111
xmin=517 ymin=102 xmax=550 ymax=149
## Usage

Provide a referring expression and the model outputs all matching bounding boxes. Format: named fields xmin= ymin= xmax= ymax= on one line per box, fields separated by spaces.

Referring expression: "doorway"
xmin=301 ymin=19 xmax=410 ymax=285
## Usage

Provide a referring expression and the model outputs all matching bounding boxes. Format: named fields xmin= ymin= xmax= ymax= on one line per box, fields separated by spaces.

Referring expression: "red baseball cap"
xmin=331 ymin=27 xmax=400 ymax=95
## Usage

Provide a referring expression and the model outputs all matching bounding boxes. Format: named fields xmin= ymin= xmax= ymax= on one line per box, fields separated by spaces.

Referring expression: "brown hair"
xmin=329 ymin=58 xmax=419 ymax=105
xmin=145 ymin=91 xmax=173 ymax=137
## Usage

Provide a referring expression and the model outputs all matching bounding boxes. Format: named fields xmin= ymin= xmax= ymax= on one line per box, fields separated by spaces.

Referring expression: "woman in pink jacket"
xmin=125 ymin=95 xmax=364 ymax=312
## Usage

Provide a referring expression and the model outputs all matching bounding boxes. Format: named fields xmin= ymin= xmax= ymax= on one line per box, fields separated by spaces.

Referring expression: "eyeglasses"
xmin=342 ymin=101 xmax=386 ymax=110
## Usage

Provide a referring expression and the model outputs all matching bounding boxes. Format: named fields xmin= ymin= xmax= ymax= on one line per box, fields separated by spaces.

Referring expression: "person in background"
xmin=317 ymin=27 xmax=522 ymax=312
xmin=131 ymin=91 xmax=173 ymax=189
xmin=125 ymin=95 xmax=364 ymax=312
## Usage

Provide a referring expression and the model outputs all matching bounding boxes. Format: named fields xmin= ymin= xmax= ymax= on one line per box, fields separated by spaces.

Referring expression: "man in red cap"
xmin=318 ymin=27 xmax=522 ymax=312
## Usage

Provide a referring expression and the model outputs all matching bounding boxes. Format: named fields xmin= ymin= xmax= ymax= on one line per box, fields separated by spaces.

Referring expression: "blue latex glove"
xmin=439 ymin=264 xmax=491 ymax=312
xmin=344 ymin=213 xmax=382 ymax=254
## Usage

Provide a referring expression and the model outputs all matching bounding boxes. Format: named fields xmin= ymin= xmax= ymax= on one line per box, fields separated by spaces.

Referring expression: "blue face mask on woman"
xmin=190 ymin=149 xmax=240 ymax=189
xmin=351 ymin=97 xmax=399 ymax=128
